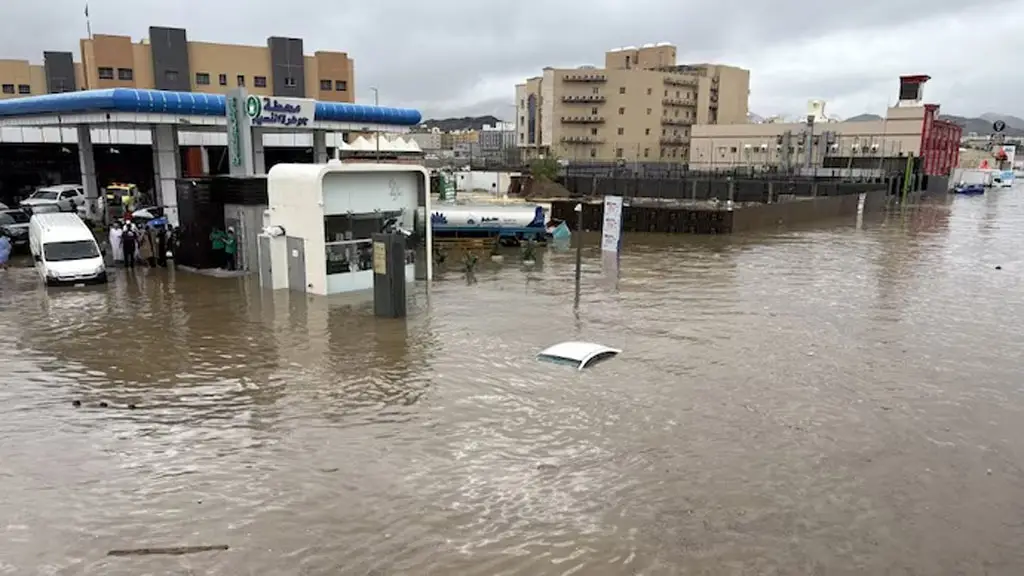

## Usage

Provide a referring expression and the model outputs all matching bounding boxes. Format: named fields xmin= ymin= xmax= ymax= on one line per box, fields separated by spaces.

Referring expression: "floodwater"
xmin=2 ymin=189 xmax=1024 ymax=575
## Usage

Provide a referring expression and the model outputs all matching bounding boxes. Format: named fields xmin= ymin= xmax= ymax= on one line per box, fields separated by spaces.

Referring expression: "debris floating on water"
xmin=107 ymin=544 xmax=229 ymax=557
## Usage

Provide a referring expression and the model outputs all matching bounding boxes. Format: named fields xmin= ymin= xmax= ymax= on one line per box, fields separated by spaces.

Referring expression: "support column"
xmin=151 ymin=124 xmax=181 ymax=226
xmin=76 ymin=125 xmax=99 ymax=220
xmin=313 ymin=130 xmax=328 ymax=164
xmin=200 ymin=145 xmax=211 ymax=174
xmin=252 ymin=128 xmax=266 ymax=175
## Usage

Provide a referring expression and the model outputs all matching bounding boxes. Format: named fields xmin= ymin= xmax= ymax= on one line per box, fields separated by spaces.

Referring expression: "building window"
xmin=644 ymin=148 xmax=650 ymax=158
xmin=335 ymin=80 xmax=347 ymax=91
xmin=1 ymin=84 xmax=14 ymax=94
xmin=98 ymin=67 xmax=114 ymax=80
xmin=520 ymin=115 xmax=524 ymax=125
xmin=592 ymin=87 xmax=600 ymax=95
xmin=236 ymin=74 xmax=245 ymax=86
xmin=645 ymin=128 xmax=650 ymax=136
xmin=590 ymin=148 xmax=596 ymax=158
xmin=219 ymin=74 xmax=228 ymax=86
xmin=647 ymin=88 xmax=652 ymax=95
xmin=618 ymin=107 xmax=625 ymax=115
xmin=17 ymin=84 xmax=30 ymax=94
xmin=284 ymin=76 xmax=297 ymax=87
xmin=664 ymin=90 xmax=668 ymax=97
xmin=254 ymin=76 xmax=267 ymax=88
xmin=520 ymin=99 xmax=524 ymax=108
xmin=519 ymin=134 xmax=524 ymax=143
xmin=320 ymin=79 xmax=332 ymax=90
xmin=615 ymin=148 xmax=623 ymax=158
xmin=730 ymin=146 xmax=738 ymax=153
xmin=619 ymin=87 xmax=626 ymax=94
xmin=590 ymin=128 xmax=598 ymax=135
xmin=617 ymin=127 xmax=624 ymax=135
xmin=591 ymin=107 xmax=598 ymax=115
xmin=646 ymin=108 xmax=652 ymax=115
xmin=196 ymin=72 xmax=210 ymax=85
xmin=676 ymin=90 xmax=680 ymax=97
xmin=165 ymin=70 xmax=179 ymax=82
xmin=117 ymin=68 xmax=133 ymax=81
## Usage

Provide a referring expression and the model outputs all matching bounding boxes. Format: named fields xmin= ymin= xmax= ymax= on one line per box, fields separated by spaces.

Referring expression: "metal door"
xmin=258 ymin=235 xmax=273 ymax=288
xmin=286 ymin=236 xmax=306 ymax=292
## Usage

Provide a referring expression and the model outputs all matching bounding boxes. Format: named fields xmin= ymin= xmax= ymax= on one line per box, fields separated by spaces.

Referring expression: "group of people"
xmin=107 ymin=220 xmax=177 ymax=268
xmin=209 ymin=227 xmax=239 ymax=270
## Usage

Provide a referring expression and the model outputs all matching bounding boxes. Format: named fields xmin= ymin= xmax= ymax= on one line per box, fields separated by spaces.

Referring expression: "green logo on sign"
xmin=245 ymin=95 xmax=261 ymax=118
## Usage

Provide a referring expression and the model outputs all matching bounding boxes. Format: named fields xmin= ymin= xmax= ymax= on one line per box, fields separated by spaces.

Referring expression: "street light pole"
xmin=574 ymin=202 xmax=583 ymax=310
xmin=371 ymin=87 xmax=380 ymax=163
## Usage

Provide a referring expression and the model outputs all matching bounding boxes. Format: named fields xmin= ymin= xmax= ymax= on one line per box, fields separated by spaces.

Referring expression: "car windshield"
xmin=43 ymin=240 xmax=100 ymax=262
xmin=0 ymin=211 xmax=29 ymax=224
xmin=31 ymin=191 xmax=60 ymax=200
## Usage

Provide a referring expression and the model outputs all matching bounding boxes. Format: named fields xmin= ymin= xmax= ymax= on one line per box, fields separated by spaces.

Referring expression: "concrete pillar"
xmin=767 ymin=181 xmax=774 ymax=203
xmin=151 ymin=124 xmax=180 ymax=226
xmin=76 ymin=125 xmax=99 ymax=217
xmin=727 ymin=179 xmax=735 ymax=203
xmin=252 ymin=128 xmax=266 ymax=175
xmin=200 ymin=145 xmax=211 ymax=174
xmin=691 ymin=179 xmax=697 ymax=201
xmin=313 ymin=130 xmax=328 ymax=164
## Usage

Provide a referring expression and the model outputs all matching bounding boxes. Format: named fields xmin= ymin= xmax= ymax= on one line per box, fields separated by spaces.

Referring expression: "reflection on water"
xmin=3 ymin=190 xmax=1024 ymax=574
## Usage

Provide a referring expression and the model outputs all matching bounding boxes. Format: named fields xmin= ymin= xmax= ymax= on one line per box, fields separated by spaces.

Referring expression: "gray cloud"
xmin=2 ymin=0 xmax=1021 ymax=120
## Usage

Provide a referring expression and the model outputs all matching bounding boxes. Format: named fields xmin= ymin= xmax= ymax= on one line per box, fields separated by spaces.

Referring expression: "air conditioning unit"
xmin=851 ymin=144 xmax=860 ymax=152
xmin=759 ymin=144 xmax=768 ymax=151
xmin=744 ymin=144 xmax=752 ymax=149
xmin=870 ymin=143 xmax=879 ymax=151
xmin=829 ymin=143 xmax=839 ymax=151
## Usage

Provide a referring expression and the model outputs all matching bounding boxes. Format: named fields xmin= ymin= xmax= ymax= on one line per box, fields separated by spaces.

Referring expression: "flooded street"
xmin=3 ymin=190 xmax=1024 ymax=575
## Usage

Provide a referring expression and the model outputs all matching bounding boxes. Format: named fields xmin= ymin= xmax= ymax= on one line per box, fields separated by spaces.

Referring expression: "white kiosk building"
xmin=261 ymin=162 xmax=432 ymax=295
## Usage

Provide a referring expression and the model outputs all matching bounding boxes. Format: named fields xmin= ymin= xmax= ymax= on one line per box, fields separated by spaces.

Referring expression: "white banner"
xmin=601 ymin=195 xmax=623 ymax=253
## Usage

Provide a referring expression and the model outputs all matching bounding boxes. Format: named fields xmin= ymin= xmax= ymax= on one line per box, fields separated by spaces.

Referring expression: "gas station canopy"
xmin=0 ymin=88 xmax=421 ymax=132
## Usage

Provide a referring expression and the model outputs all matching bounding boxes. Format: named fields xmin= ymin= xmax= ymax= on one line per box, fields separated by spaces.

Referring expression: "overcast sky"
xmin=3 ymin=0 xmax=1022 ymax=121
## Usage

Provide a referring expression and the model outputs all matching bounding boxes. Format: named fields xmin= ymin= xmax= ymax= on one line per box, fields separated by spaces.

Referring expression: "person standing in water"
xmin=209 ymin=227 xmax=226 ymax=269
xmin=108 ymin=222 xmax=123 ymax=266
xmin=0 ymin=231 xmax=11 ymax=271
xmin=121 ymin=224 xmax=137 ymax=268
xmin=223 ymin=227 xmax=238 ymax=271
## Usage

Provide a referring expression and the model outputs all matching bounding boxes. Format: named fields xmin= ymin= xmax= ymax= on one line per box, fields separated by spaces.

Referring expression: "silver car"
xmin=20 ymin=184 xmax=86 ymax=214
xmin=0 ymin=209 xmax=31 ymax=248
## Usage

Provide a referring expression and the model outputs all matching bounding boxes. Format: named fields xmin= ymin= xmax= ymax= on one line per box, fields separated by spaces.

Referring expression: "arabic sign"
xmin=225 ymin=88 xmax=255 ymax=176
xmin=601 ymin=195 xmax=623 ymax=253
xmin=245 ymin=95 xmax=314 ymax=128
xmin=373 ymin=242 xmax=387 ymax=275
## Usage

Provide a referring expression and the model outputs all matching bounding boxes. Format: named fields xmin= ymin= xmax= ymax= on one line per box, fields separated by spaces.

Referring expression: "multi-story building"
xmin=515 ymin=43 xmax=749 ymax=163
xmin=688 ymin=75 xmax=962 ymax=177
xmin=0 ymin=26 xmax=354 ymax=102
xmin=407 ymin=130 xmax=443 ymax=151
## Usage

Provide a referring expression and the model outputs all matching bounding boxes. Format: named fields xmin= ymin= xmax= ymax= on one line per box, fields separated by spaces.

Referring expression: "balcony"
xmin=561 ymin=115 xmax=605 ymax=124
xmin=561 ymin=94 xmax=606 ymax=103
xmin=561 ymin=136 xmax=605 ymax=145
xmin=660 ymin=136 xmax=687 ymax=146
xmin=661 ymin=117 xmax=692 ymax=126
xmin=563 ymin=73 xmax=607 ymax=82
xmin=662 ymin=97 xmax=696 ymax=107
xmin=664 ymin=75 xmax=698 ymax=87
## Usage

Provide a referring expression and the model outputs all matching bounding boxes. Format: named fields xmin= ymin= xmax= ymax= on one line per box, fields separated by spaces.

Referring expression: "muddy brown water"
xmin=2 ymin=191 xmax=1024 ymax=575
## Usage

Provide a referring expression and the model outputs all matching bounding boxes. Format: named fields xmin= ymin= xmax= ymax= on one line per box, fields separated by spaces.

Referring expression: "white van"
xmin=29 ymin=212 xmax=107 ymax=286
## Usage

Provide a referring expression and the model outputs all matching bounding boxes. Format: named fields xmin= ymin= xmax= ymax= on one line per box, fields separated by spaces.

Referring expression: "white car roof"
xmin=538 ymin=341 xmax=621 ymax=370
xmin=37 ymin=184 xmax=82 ymax=193
xmin=31 ymin=212 xmax=94 ymax=242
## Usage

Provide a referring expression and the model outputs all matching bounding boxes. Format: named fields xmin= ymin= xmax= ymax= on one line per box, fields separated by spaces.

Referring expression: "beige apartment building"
xmin=515 ymin=43 xmax=749 ymax=162
xmin=0 ymin=26 xmax=354 ymax=103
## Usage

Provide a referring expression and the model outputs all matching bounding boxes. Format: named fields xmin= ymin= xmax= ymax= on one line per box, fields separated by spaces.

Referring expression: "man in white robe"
xmin=108 ymin=223 xmax=123 ymax=265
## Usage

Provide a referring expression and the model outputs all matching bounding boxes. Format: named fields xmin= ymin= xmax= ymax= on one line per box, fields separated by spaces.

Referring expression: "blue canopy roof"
xmin=0 ymin=88 xmax=422 ymax=126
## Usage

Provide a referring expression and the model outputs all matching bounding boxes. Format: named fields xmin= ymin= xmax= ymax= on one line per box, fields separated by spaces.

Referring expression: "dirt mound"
xmin=522 ymin=177 xmax=572 ymax=200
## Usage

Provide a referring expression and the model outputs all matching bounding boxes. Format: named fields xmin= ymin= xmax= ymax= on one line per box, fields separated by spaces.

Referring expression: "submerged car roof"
xmin=538 ymin=341 xmax=622 ymax=370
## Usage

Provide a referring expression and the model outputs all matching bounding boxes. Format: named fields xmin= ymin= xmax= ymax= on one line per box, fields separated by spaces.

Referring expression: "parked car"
xmin=0 ymin=208 xmax=31 ymax=248
xmin=20 ymin=184 xmax=86 ymax=214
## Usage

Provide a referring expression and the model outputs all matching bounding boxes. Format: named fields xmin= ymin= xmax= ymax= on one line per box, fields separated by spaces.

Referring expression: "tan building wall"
xmin=516 ymin=44 xmax=750 ymax=163
xmin=689 ymin=105 xmax=926 ymax=169
xmin=6 ymin=30 xmax=354 ymax=102
xmin=0 ymin=60 xmax=46 ymax=99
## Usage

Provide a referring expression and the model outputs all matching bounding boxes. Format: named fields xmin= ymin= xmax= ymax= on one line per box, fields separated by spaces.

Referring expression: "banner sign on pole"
xmin=601 ymin=195 xmax=623 ymax=253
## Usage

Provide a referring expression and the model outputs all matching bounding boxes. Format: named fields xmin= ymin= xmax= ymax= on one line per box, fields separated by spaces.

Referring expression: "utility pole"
xmin=574 ymin=203 xmax=583 ymax=310
xmin=371 ymin=87 xmax=380 ymax=163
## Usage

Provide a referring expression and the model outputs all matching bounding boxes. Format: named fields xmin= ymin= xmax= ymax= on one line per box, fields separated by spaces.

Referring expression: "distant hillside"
xmin=981 ymin=113 xmax=1024 ymax=131
xmin=420 ymin=115 xmax=501 ymax=132
xmin=845 ymin=114 xmax=883 ymax=122
xmin=941 ymin=115 xmax=1024 ymax=136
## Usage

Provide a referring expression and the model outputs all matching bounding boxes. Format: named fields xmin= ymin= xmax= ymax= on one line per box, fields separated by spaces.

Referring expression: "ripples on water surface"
xmin=3 ymin=190 xmax=1024 ymax=575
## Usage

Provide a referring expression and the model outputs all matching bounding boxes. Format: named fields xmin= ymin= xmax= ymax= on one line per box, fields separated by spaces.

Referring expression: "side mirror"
xmin=33 ymin=254 xmax=41 ymax=262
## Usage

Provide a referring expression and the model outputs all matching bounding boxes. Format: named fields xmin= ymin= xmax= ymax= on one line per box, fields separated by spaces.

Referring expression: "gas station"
xmin=0 ymin=88 xmax=422 ymax=226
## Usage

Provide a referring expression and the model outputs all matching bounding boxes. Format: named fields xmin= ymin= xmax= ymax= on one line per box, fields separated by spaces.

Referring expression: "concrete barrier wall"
xmin=731 ymin=194 xmax=859 ymax=233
